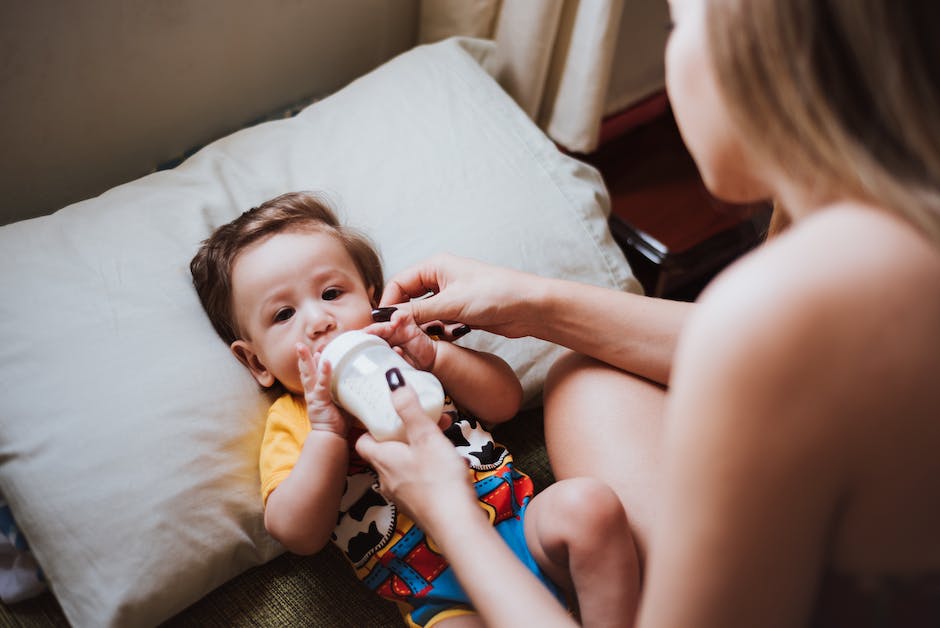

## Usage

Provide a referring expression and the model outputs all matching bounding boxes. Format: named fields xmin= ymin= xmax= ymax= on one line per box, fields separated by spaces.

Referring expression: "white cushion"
xmin=0 ymin=37 xmax=639 ymax=627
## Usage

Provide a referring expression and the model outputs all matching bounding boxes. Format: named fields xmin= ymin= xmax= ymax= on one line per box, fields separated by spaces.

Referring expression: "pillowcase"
xmin=0 ymin=37 xmax=639 ymax=627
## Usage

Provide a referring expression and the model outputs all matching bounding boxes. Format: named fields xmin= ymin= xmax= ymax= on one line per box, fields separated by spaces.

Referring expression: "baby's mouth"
xmin=311 ymin=333 xmax=339 ymax=356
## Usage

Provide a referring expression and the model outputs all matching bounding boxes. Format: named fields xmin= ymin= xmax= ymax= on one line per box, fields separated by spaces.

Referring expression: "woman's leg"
xmin=543 ymin=351 xmax=667 ymax=563
xmin=525 ymin=477 xmax=640 ymax=627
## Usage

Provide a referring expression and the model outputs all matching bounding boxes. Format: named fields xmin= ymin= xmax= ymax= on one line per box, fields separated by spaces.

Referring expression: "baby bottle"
xmin=320 ymin=330 xmax=445 ymax=441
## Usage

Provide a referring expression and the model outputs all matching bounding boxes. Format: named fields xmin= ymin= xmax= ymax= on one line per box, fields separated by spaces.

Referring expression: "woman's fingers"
xmin=379 ymin=255 xmax=466 ymax=324
xmin=380 ymin=259 xmax=443 ymax=307
xmin=422 ymin=321 xmax=472 ymax=340
xmin=388 ymin=378 xmax=444 ymax=443
xmin=369 ymin=305 xmax=472 ymax=343
xmin=443 ymin=322 xmax=472 ymax=339
xmin=355 ymin=379 xmax=448 ymax=463
xmin=380 ymin=253 xmax=531 ymax=338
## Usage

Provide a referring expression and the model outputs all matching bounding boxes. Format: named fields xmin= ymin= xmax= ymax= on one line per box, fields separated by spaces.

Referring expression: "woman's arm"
xmin=380 ymin=254 xmax=691 ymax=385
xmin=356 ymin=383 xmax=577 ymax=627
xmin=533 ymin=276 xmax=690 ymax=385
xmin=637 ymin=253 xmax=846 ymax=627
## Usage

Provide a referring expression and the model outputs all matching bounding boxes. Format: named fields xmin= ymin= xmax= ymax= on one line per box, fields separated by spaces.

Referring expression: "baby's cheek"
xmin=280 ymin=363 xmax=305 ymax=395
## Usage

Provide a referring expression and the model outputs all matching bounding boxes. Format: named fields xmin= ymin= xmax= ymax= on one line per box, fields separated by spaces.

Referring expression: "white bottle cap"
xmin=320 ymin=330 xmax=387 ymax=373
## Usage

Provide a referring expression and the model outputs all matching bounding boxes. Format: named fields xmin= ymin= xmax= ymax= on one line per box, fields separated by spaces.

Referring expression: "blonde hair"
xmin=706 ymin=0 xmax=940 ymax=246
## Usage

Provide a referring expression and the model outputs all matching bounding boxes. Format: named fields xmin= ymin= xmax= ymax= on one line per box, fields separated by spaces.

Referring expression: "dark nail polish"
xmin=426 ymin=325 xmax=444 ymax=337
xmin=386 ymin=367 xmax=405 ymax=391
xmin=452 ymin=324 xmax=471 ymax=338
xmin=372 ymin=307 xmax=397 ymax=322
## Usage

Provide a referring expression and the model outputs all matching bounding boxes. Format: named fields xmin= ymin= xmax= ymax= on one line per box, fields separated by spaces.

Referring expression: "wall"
xmin=604 ymin=0 xmax=669 ymax=116
xmin=0 ymin=0 xmax=418 ymax=225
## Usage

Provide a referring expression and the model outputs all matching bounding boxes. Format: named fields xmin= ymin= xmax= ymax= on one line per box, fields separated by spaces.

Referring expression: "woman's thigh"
xmin=543 ymin=350 xmax=666 ymax=559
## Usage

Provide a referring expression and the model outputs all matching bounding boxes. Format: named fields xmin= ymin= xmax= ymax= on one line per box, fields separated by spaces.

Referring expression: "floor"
xmin=580 ymin=95 xmax=772 ymax=301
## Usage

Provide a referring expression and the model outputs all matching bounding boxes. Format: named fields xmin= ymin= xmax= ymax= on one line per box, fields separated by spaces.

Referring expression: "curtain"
xmin=420 ymin=0 xmax=628 ymax=153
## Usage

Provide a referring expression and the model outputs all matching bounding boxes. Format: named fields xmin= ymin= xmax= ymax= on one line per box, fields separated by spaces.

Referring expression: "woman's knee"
xmin=545 ymin=351 xmax=600 ymax=397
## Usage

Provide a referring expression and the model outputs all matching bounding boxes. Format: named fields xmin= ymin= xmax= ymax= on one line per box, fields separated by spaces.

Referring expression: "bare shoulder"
xmin=655 ymin=206 xmax=940 ymax=621
xmin=676 ymin=204 xmax=940 ymax=570
xmin=679 ymin=202 xmax=940 ymax=431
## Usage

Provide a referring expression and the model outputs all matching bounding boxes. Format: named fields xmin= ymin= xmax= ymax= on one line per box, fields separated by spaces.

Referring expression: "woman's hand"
xmin=296 ymin=343 xmax=349 ymax=437
xmin=355 ymin=376 xmax=478 ymax=533
xmin=383 ymin=253 xmax=689 ymax=385
xmin=358 ymin=371 xmax=576 ymax=628
xmin=379 ymin=253 xmax=541 ymax=339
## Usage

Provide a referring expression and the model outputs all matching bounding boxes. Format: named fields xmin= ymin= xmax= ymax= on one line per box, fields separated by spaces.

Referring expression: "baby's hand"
xmin=364 ymin=309 xmax=437 ymax=371
xmin=296 ymin=343 xmax=349 ymax=437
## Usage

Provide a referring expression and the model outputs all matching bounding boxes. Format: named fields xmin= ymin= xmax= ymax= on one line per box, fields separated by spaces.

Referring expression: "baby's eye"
xmin=322 ymin=288 xmax=342 ymax=301
xmin=273 ymin=307 xmax=294 ymax=323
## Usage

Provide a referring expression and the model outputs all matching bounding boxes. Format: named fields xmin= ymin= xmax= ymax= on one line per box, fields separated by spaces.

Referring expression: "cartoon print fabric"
xmin=333 ymin=398 xmax=553 ymax=625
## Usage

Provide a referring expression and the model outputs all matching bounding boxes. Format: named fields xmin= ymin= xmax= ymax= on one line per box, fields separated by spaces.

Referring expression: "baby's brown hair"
xmin=190 ymin=191 xmax=384 ymax=345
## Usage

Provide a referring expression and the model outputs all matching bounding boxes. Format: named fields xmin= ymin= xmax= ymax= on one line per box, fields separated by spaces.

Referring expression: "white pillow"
xmin=0 ymin=37 xmax=639 ymax=627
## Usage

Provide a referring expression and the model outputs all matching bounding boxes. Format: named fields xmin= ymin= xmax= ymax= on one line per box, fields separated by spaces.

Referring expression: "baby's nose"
xmin=302 ymin=304 xmax=334 ymax=337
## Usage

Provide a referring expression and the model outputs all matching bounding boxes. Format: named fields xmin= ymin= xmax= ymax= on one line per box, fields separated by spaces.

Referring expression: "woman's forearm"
xmin=424 ymin=500 xmax=577 ymax=627
xmin=382 ymin=254 xmax=691 ymax=385
xmin=520 ymin=277 xmax=692 ymax=385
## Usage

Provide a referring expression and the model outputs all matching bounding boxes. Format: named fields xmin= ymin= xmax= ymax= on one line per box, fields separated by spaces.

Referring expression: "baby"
xmin=190 ymin=191 xmax=638 ymax=627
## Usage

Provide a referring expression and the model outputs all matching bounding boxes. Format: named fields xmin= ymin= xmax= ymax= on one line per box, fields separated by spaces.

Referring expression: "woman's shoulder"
xmin=670 ymin=204 xmax=940 ymax=583
xmin=696 ymin=203 xmax=939 ymax=344
xmin=712 ymin=203 xmax=933 ymax=297
xmin=684 ymin=202 xmax=940 ymax=423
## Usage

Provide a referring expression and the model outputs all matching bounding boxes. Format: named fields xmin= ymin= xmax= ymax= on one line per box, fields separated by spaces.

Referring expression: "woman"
xmin=357 ymin=0 xmax=940 ymax=625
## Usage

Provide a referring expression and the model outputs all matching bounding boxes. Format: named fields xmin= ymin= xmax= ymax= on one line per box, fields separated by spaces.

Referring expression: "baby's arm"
xmin=432 ymin=340 xmax=521 ymax=423
xmin=263 ymin=346 xmax=350 ymax=555
xmin=366 ymin=310 xmax=522 ymax=423
xmin=265 ymin=431 xmax=347 ymax=555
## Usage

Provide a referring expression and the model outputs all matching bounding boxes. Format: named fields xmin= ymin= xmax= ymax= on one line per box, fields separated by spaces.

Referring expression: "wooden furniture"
xmin=585 ymin=96 xmax=773 ymax=300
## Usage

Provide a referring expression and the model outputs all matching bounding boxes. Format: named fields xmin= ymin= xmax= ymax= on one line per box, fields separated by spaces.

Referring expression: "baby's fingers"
xmin=297 ymin=345 xmax=331 ymax=399
xmin=310 ymin=360 xmax=334 ymax=404
xmin=313 ymin=357 xmax=333 ymax=397
xmin=296 ymin=343 xmax=316 ymax=386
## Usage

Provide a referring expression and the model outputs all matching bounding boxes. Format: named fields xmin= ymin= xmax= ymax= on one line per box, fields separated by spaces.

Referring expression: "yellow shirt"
xmin=259 ymin=394 xmax=311 ymax=505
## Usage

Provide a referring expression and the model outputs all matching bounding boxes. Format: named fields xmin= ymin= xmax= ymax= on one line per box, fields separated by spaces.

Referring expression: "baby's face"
xmin=229 ymin=229 xmax=375 ymax=393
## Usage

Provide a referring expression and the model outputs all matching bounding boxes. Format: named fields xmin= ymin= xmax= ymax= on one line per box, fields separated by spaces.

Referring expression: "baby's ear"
xmin=231 ymin=340 xmax=275 ymax=388
xmin=368 ymin=284 xmax=378 ymax=307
